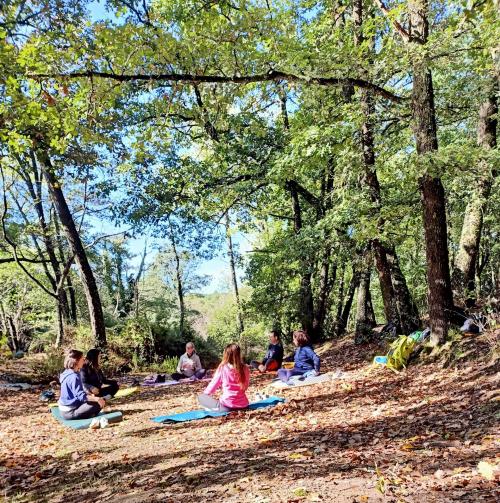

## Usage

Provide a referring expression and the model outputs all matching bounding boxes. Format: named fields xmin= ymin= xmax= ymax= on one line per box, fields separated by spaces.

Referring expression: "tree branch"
xmin=0 ymin=166 xmax=57 ymax=299
xmin=28 ymin=69 xmax=405 ymax=103
xmin=373 ymin=0 xmax=412 ymax=44
xmin=0 ymin=257 xmax=51 ymax=265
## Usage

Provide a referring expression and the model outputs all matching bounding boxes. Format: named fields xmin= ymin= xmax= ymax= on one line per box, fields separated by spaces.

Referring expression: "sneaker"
xmin=100 ymin=417 xmax=109 ymax=429
xmin=89 ymin=417 xmax=100 ymax=430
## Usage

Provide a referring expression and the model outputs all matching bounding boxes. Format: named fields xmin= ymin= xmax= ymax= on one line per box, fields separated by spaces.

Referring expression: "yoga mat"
xmin=48 ymin=387 xmax=139 ymax=408
xmin=51 ymin=407 xmax=123 ymax=430
xmin=141 ymin=377 xmax=211 ymax=387
xmin=269 ymin=371 xmax=339 ymax=389
xmin=113 ymin=386 xmax=138 ymax=398
xmin=151 ymin=396 xmax=285 ymax=424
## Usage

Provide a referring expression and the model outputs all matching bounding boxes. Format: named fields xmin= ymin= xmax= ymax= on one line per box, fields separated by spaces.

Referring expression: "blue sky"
xmin=85 ymin=0 xmax=252 ymax=294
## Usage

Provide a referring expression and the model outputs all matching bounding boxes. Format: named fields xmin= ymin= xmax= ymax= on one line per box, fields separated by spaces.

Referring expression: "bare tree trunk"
xmin=168 ymin=225 xmax=185 ymax=338
xmin=288 ymin=181 xmax=315 ymax=340
xmin=313 ymin=252 xmax=335 ymax=338
xmin=355 ymin=251 xmax=376 ymax=343
xmin=335 ymin=270 xmax=360 ymax=337
xmin=225 ymin=213 xmax=245 ymax=336
xmin=410 ymin=0 xmax=453 ymax=345
xmin=386 ymin=248 xmax=420 ymax=333
xmin=53 ymin=210 xmax=77 ymax=324
xmin=37 ymin=151 xmax=107 ymax=349
xmin=130 ymin=241 xmax=147 ymax=318
xmin=354 ymin=0 xmax=418 ymax=334
xmin=453 ymin=78 xmax=498 ymax=305
xmin=335 ymin=266 xmax=345 ymax=324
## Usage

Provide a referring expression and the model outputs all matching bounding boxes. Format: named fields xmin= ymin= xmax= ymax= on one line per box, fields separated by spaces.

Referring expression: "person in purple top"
xmin=58 ymin=349 xmax=105 ymax=420
xmin=277 ymin=330 xmax=320 ymax=383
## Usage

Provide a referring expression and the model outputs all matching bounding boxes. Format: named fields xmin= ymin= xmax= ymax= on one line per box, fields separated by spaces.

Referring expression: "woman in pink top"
xmin=198 ymin=343 xmax=250 ymax=412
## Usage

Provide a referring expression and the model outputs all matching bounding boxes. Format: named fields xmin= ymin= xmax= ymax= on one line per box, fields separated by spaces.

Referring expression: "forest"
xmin=0 ymin=1 xmax=499 ymax=502
xmin=1 ymin=0 xmax=498 ymax=362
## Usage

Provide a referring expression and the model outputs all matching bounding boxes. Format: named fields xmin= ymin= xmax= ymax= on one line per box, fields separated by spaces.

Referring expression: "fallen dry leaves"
xmin=0 ymin=336 xmax=499 ymax=502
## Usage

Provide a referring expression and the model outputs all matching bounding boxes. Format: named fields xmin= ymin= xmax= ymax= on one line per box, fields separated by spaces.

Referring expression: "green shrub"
xmin=30 ymin=347 xmax=65 ymax=383
xmin=71 ymin=324 xmax=95 ymax=352
xmin=146 ymin=355 xmax=179 ymax=374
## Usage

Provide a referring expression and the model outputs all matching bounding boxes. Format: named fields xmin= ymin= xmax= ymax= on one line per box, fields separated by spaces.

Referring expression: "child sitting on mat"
xmin=59 ymin=349 xmax=105 ymax=420
xmin=81 ymin=348 xmax=119 ymax=399
xmin=277 ymin=330 xmax=320 ymax=383
xmin=250 ymin=330 xmax=284 ymax=372
xmin=198 ymin=343 xmax=250 ymax=412
xmin=171 ymin=342 xmax=206 ymax=381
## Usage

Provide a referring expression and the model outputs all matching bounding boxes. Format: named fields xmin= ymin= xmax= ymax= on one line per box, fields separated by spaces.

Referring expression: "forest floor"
xmin=0 ymin=333 xmax=499 ymax=503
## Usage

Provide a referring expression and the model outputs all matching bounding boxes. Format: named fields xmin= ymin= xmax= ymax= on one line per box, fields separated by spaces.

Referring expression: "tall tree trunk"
xmin=279 ymin=87 xmax=317 ymax=341
xmin=355 ymin=251 xmax=376 ymax=343
xmin=55 ymin=303 xmax=65 ymax=347
xmin=168 ymin=225 xmax=185 ymax=338
xmin=288 ymin=181 xmax=315 ymax=340
xmin=53 ymin=210 xmax=77 ymax=324
xmin=225 ymin=213 xmax=245 ymax=336
xmin=386 ymin=247 xmax=420 ymax=333
xmin=453 ymin=78 xmax=498 ymax=305
xmin=410 ymin=0 xmax=453 ymax=345
xmin=37 ymin=151 xmax=107 ymax=349
xmin=313 ymin=253 xmax=335 ymax=338
xmin=335 ymin=270 xmax=360 ymax=337
xmin=354 ymin=0 xmax=418 ymax=334
xmin=335 ymin=266 xmax=345 ymax=323
xmin=115 ymin=247 xmax=126 ymax=316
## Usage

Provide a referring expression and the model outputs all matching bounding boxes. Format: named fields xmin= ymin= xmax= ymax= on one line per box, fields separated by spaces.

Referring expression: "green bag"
xmin=386 ymin=335 xmax=417 ymax=371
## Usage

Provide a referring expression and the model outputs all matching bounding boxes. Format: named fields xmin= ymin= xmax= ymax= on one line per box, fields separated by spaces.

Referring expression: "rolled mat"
xmin=151 ymin=396 xmax=285 ymax=424
xmin=51 ymin=407 xmax=123 ymax=430
xmin=113 ymin=386 xmax=139 ymax=398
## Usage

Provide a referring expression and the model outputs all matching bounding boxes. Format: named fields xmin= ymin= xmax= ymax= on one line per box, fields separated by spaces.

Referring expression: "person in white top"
xmin=171 ymin=342 xmax=206 ymax=381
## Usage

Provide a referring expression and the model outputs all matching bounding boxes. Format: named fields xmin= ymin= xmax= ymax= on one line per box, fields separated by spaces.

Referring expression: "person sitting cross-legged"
xmin=81 ymin=348 xmax=119 ymax=400
xmin=198 ymin=343 xmax=250 ymax=412
xmin=58 ymin=349 xmax=105 ymax=420
xmin=250 ymin=330 xmax=284 ymax=372
xmin=277 ymin=330 xmax=320 ymax=383
xmin=171 ymin=342 xmax=206 ymax=381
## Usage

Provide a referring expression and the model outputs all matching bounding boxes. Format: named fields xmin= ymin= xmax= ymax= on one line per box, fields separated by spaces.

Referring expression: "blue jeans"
xmin=277 ymin=367 xmax=307 ymax=383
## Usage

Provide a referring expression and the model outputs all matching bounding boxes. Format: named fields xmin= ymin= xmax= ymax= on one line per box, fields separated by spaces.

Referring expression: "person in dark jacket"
xmin=80 ymin=348 xmax=119 ymax=399
xmin=250 ymin=331 xmax=284 ymax=372
xmin=58 ymin=349 xmax=105 ymax=420
xmin=277 ymin=330 xmax=320 ymax=383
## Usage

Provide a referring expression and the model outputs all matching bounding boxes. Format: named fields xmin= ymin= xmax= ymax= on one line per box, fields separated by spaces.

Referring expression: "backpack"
xmin=386 ymin=335 xmax=417 ymax=371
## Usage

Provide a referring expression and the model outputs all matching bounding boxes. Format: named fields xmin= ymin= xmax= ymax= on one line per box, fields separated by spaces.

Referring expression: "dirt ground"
xmin=0 ymin=335 xmax=499 ymax=503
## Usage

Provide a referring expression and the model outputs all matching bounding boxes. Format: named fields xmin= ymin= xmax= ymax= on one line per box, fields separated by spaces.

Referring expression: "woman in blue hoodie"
xmin=277 ymin=330 xmax=320 ymax=383
xmin=59 ymin=349 xmax=105 ymax=420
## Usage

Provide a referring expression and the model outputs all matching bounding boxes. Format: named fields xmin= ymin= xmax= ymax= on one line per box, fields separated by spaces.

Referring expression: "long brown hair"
xmin=220 ymin=343 xmax=247 ymax=388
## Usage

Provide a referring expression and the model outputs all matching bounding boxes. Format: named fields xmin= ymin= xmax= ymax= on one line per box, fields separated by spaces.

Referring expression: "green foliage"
xmin=1 ymin=0 xmax=499 ymax=359
xmin=145 ymin=355 xmax=179 ymax=375
xmin=30 ymin=347 xmax=64 ymax=383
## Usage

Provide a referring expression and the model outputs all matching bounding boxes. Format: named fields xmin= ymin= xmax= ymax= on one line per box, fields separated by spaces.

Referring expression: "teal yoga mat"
xmin=151 ymin=396 xmax=285 ymax=424
xmin=51 ymin=407 xmax=123 ymax=430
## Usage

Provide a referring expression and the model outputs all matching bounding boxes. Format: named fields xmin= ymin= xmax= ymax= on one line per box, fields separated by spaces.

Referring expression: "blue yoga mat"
xmin=51 ymin=407 xmax=123 ymax=430
xmin=151 ymin=396 xmax=285 ymax=424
